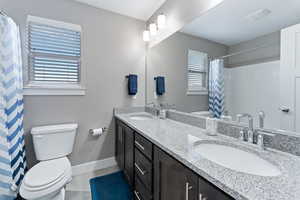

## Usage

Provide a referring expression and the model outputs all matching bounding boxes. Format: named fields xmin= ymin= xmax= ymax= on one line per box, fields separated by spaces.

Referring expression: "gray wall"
xmin=227 ymin=31 xmax=280 ymax=67
xmin=147 ymin=32 xmax=227 ymax=112
xmin=1 ymin=0 xmax=146 ymax=167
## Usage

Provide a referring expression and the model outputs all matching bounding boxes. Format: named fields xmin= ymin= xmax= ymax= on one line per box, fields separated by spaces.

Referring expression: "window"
xmin=187 ymin=50 xmax=208 ymax=95
xmin=24 ymin=16 xmax=85 ymax=95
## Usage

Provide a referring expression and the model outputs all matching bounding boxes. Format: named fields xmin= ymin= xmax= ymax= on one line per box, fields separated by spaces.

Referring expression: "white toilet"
xmin=20 ymin=123 xmax=78 ymax=200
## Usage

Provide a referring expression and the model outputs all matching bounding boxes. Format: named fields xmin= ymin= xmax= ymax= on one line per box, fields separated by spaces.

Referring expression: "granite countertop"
xmin=115 ymin=112 xmax=300 ymax=200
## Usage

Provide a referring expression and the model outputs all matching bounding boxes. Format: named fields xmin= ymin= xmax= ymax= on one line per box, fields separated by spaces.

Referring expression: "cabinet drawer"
xmin=135 ymin=149 xmax=152 ymax=192
xmin=134 ymin=176 xmax=152 ymax=200
xmin=135 ymin=134 xmax=153 ymax=160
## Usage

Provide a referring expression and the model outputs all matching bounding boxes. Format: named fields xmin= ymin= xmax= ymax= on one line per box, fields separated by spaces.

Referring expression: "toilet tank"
xmin=31 ymin=123 xmax=78 ymax=161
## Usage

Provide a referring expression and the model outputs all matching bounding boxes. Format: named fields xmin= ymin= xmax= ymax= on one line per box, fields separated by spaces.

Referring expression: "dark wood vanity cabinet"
xmin=154 ymin=147 xmax=198 ymax=200
xmin=115 ymin=120 xmax=134 ymax=187
xmin=115 ymin=118 xmax=235 ymax=200
xmin=134 ymin=132 xmax=154 ymax=200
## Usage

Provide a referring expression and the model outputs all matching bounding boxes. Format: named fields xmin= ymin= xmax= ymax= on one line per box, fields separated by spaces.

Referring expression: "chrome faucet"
xmin=146 ymin=102 xmax=160 ymax=116
xmin=158 ymin=103 xmax=167 ymax=119
xmin=236 ymin=113 xmax=254 ymax=143
xmin=158 ymin=103 xmax=177 ymax=119
xmin=146 ymin=102 xmax=169 ymax=118
xmin=258 ymin=111 xmax=265 ymax=129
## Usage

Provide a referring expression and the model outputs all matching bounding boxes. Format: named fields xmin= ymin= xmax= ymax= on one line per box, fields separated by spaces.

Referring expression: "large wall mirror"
xmin=146 ymin=0 xmax=300 ymax=133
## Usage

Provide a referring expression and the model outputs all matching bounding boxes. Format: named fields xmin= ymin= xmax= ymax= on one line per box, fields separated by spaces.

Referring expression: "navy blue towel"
xmin=155 ymin=76 xmax=165 ymax=95
xmin=127 ymin=74 xmax=138 ymax=95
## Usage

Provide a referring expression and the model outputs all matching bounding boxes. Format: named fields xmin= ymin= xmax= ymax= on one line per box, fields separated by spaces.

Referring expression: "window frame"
xmin=24 ymin=15 xmax=85 ymax=96
xmin=186 ymin=49 xmax=209 ymax=96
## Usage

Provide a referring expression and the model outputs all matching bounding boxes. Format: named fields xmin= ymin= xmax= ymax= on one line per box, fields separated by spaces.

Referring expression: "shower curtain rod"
xmin=211 ymin=42 xmax=278 ymax=60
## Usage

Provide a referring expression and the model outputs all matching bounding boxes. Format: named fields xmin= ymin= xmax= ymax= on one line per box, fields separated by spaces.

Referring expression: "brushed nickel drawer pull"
xmin=185 ymin=182 xmax=193 ymax=200
xmin=135 ymin=141 xmax=145 ymax=151
xmin=135 ymin=163 xmax=147 ymax=175
xmin=134 ymin=191 xmax=142 ymax=200
xmin=199 ymin=193 xmax=208 ymax=200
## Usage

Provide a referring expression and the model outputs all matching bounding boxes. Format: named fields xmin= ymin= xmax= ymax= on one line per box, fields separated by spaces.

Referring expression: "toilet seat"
xmin=20 ymin=157 xmax=72 ymax=199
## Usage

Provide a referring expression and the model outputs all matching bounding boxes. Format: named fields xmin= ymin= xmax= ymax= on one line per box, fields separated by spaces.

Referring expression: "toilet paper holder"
xmin=89 ymin=127 xmax=107 ymax=136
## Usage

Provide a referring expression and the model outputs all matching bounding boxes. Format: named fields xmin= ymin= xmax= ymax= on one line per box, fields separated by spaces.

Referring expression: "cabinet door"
xmin=198 ymin=176 xmax=234 ymax=200
xmin=124 ymin=126 xmax=134 ymax=187
xmin=116 ymin=121 xmax=124 ymax=170
xmin=154 ymin=147 xmax=198 ymax=200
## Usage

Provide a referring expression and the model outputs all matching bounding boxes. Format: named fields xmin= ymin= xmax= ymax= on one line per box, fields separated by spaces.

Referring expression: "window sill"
xmin=24 ymin=84 xmax=86 ymax=96
xmin=186 ymin=90 xmax=208 ymax=96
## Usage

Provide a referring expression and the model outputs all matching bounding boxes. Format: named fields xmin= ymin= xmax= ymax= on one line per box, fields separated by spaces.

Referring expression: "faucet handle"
xmin=257 ymin=134 xmax=264 ymax=150
xmin=239 ymin=130 xmax=245 ymax=141
xmin=247 ymin=130 xmax=254 ymax=143
xmin=232 ymin=126 xmax=245 ymax=141
xmin=259 ymin=111 xmax=265 ymax=118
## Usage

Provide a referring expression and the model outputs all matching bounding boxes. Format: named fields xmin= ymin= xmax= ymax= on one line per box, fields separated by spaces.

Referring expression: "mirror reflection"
xmin=146 ymin=0 xmax=300 ymax=132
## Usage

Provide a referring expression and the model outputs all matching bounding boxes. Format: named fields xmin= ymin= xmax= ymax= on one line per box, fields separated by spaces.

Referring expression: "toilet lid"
xmin=24 ymin=157 xmax=70 ymax=189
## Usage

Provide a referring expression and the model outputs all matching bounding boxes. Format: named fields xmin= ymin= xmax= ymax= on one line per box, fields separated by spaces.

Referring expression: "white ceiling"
xmin=74 ymin=0 xmax=166 ymax=21
xmin=181 ymin=0 xmax=300 ymax=45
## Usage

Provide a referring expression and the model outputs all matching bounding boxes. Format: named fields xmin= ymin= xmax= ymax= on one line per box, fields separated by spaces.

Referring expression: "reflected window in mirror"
xmin=187 ymin=50 xmax=208 ymax=95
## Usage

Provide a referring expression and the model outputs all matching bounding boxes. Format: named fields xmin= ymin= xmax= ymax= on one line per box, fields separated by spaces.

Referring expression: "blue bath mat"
xmin=89 ymin=171 xmax=133 ymax=200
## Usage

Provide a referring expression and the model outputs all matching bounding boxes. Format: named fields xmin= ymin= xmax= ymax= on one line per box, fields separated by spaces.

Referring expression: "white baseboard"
xmin=72 ymin=157 xmax=117 ymax=176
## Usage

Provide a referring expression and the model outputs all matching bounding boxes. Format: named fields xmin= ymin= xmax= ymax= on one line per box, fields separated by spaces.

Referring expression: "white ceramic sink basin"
xmin=194 ymin=143 xmax=281 ymax=177
xmin=129 ymin=114 xmax=154 ymax=120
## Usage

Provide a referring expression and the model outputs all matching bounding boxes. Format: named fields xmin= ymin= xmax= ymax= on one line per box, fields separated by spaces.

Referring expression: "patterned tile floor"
xmin=65 ymin=166 xmax=119 ymax=200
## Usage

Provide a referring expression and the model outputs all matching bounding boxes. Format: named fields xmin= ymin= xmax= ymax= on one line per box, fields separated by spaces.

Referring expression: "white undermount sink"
xmin=129 ymin=114 xmax=154 ymax=120
xmin=194 ymin=142 xmax=281 ymax=177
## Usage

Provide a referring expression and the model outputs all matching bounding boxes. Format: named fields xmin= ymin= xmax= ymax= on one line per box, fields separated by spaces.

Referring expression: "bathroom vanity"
xmin=115 ymin=118 xmax=234 ymax=200
xmin=114 ymin=109 xmax=300 ymax=200
xmin=116 ymin=115 xmax=239 ymax=200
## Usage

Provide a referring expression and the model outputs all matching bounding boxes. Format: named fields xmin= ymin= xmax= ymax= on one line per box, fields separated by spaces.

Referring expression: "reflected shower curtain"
xmin=0 ymin=15 xmax=26 ymax=199
xmin=208 ymin=59 xmax=225 ymax=118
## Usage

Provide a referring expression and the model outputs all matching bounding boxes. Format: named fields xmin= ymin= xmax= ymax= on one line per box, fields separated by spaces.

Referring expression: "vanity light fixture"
xmin=149 ymin=23 xmax=157 ymax=36
xmin=157 ymin=14 xmax=166 ymax=29
xmin=143 ymin=30 xmax=150 ymax=42
xmin=143 ymin=14 xmax=166 ymax=42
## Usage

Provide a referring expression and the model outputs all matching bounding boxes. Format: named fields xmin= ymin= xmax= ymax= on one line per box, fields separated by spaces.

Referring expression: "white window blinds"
xmin=187 ymin=50 xmax=208 ymax=93
xmin=27 ymin=16 xmax=81 ymax=84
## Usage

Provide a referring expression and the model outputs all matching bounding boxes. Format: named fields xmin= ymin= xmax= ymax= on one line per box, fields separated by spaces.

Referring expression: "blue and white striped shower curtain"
xmin=208 ymin=59 xmax=225 ymax=118
xmin=0 ymin=15 xmax=26 ymax=200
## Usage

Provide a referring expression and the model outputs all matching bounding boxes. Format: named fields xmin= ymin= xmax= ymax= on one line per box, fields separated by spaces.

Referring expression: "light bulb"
xmin=143 ymin=30 xmax=150 ymax=42
xmin=149 ymin=23 xmax=157 ymax=36
xmin=157 ymin=14 xmax=166 ymax=29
